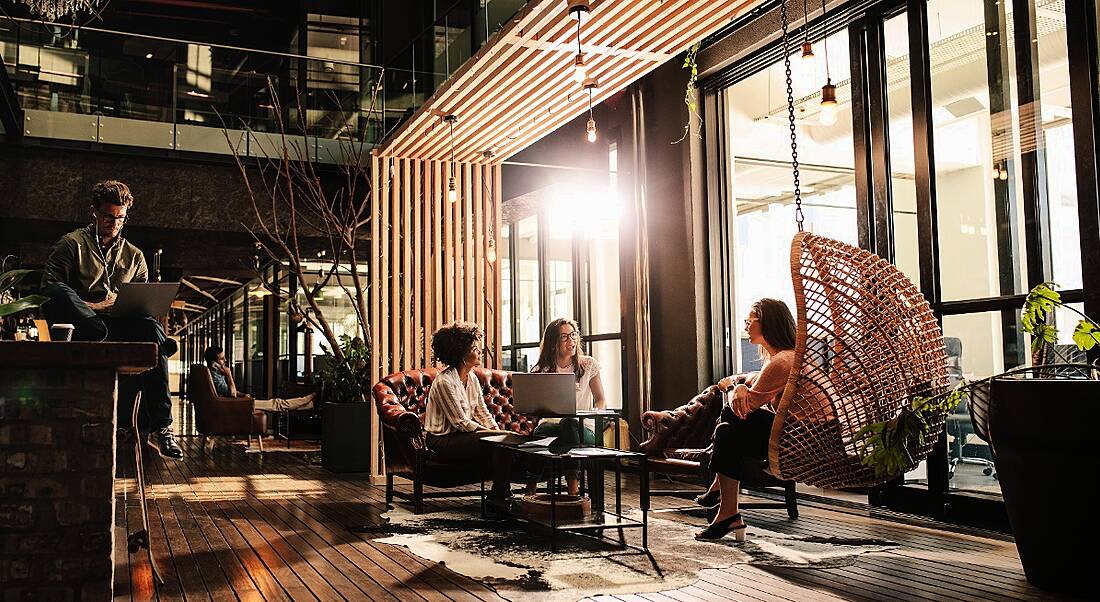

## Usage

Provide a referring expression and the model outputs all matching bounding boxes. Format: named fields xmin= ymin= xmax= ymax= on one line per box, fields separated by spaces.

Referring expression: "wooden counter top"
xmin=0 ymin=341 xmax=158 ymax=374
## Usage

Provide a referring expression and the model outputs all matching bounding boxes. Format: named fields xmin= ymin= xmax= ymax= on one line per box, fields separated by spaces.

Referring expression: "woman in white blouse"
xmin=424 ymin=321 xmax=513 ymax=500
xmin=526 ymin=318 xmax=607 ymax=496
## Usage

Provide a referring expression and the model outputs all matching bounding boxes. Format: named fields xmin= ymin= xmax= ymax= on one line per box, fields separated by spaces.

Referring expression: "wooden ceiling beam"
xmin=378 ymin=0 xmax=765 ymax=162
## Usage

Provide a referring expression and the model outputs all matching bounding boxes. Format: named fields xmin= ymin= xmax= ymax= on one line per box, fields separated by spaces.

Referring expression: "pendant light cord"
xmin=576 ymin=12 xmax=582 ymax=55
xmin=820 ymin=0 xmax=830 ymax=81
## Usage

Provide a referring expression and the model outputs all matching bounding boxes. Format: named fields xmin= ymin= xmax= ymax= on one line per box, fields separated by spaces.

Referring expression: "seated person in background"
xmin=42 ymin=180 xmax=181 ymax=459
xmin=695 ymin=298 xmax=797 ymax=542
xmin=424 ymin=321 xmax=516 ymax=502
xmin=525 ymin=318 xmax=607 ymax=497
xmin=203 ymin=346 xmax=315 ymax=411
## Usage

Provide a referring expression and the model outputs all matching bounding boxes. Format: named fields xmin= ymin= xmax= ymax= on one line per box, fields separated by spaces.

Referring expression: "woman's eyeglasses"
xmin=559 ymin=332 xmax=580 ymax=341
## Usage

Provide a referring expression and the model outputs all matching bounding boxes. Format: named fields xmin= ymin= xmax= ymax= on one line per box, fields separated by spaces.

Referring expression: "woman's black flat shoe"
xmin=694 ymin=489 xmax=721 ymax=508
xmin=695 ymin=513 xmax=747 ymax=542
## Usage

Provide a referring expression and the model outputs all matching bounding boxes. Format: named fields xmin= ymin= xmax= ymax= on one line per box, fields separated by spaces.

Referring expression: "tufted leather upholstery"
xmin=640 ymin=382 xmax=799 ymax=519
xmin=373 ymin=367 xmax=535 ymax=513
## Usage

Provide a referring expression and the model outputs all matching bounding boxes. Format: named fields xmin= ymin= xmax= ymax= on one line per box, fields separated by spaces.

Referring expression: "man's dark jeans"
xmin=42 ymin=283 xmax=173 ymax=431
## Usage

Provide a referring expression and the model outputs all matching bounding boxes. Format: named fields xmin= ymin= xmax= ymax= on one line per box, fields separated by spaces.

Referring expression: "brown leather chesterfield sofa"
xmin=188 ymin=364 xmax=267 ymax=452
xmin=373 ymin=367 xmax=536 ymax=513
xmin=640 ymin=384 xmax=798 ymax=518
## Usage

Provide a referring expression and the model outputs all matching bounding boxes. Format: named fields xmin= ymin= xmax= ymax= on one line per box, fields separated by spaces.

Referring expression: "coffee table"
xmin=481 ymin=439 xmax=649 ymax=551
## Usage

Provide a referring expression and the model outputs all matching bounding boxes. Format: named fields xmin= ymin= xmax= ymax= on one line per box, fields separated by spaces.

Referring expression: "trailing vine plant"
xmin=853 ymin=282 xmax=1099 ymax=478
xmin=673 ymin=42 xmax=702 ymax=144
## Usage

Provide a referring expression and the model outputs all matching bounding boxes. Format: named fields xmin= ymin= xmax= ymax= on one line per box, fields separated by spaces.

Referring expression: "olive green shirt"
xmin=44 ymin=225 xmax=148 ymax=301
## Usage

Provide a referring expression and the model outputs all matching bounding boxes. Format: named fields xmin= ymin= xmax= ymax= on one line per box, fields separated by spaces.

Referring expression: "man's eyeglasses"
xmin=95 ymin=211 xmax=128 ymax=224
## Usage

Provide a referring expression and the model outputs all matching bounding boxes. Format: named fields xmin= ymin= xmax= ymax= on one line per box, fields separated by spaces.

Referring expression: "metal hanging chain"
xmin=781 ymin=0 xmax=805 ymax=231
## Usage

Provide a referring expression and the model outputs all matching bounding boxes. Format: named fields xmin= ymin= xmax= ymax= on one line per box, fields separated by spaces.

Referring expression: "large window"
xmin=500 ymin=147 xmax=624 ymax=410
xmin=704 ymin=0 xmax=1096 ymax=516
xmin=724 ymin=28 xmax=856 ymax=372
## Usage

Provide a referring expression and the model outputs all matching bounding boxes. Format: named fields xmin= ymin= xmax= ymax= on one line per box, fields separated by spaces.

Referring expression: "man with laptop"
xmin=41 ymin=180 xmax=183 ymax=459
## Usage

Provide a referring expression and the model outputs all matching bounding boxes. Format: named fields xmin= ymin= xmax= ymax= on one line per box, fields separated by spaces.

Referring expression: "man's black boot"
xmin=150 ymin=427 xmax=183 ymax=459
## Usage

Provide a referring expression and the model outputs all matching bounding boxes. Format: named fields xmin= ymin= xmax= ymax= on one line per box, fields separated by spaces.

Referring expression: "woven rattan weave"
xmin=766 ymin=232 xmax=951 ymax=489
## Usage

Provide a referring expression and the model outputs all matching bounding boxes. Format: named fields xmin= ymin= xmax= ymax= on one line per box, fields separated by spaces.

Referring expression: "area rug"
xmin=361 ymin=506 xmax=897 ymax=602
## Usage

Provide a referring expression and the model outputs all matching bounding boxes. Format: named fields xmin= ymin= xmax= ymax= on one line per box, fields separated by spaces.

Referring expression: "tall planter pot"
xmin=321 ymin=401 xmax=372 ymax=473
xmin=988 ymin=378 xmax=1098 ymax=597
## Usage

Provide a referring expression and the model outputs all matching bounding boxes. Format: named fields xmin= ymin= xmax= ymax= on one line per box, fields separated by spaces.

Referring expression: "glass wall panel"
xmin=501 ymin=223 xmax=512 ymax=347
xmin=884 ymin=11 xmax=921 ymax=288
xmin=1034 ymin=1 xmax=1081 ymax=290
xmin=928 ymin=0 xmax=1027 ymax=301
xmin=231 ymin=291 xmax=245 ymax=384
xmin=725 ymin=28 xmax=856 ymax=372
xmin=514 ymin=346 xmax=540 ymax=373
xmin=587 ymin=339 xmax=622 ymax=410
xmin=515 ymin=214 xmax=541 ymax=344
xmin=942 ymin=310 xmax=1028 ymax=496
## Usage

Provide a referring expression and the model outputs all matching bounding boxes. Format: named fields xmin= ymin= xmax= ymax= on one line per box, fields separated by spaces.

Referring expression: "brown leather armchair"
xmin=188 ymin=364 xmax=267 ymax=452
xmin=640 ymin=384 xmax=798 ymax=519
xmin=373 ymin=367 xmax=536 ymax=513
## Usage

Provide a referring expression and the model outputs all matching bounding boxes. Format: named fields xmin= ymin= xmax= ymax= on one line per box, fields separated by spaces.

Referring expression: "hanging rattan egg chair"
xmin=765 ymin=232 xmax=950 ymax=488
xmin=759 ymin=0 xmax=951 ymax=489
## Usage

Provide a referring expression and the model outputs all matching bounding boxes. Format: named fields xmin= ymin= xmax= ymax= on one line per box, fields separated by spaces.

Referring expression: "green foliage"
xmin=1021 ymin=281 xmax=1100 ymax=352
xmin=317 ymin=335 xmax=373 ymax=403
xmin=0 ymin=269 xmax=48 ymax=319
xmin=1073 ymin=320 xmax=1099 ymax=352
xmin=673 ymin=43 xmax=702 ymax=144
xmin=857 ymin=281 xmax=1099 ymax=480
xmin=854 ymin=385 xmax=967 ymax=478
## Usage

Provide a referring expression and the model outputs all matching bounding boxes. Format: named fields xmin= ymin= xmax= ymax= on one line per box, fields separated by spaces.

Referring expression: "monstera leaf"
xmin=0 ymin=269 xmax=48 ymax=319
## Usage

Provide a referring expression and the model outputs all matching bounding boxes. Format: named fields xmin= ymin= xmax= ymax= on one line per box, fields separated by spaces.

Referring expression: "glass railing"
xmin=0 ymin=19 xmax=434 ymax=160
xmin=1 ymin=1 xmax=528 ymax=156
xmin=380 ymin=0 xmax=528 ymax=125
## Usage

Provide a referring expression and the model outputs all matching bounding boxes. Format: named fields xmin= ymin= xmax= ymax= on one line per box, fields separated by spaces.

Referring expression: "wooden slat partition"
xmin=368 ymin=155 xmax=503 ymax=479
xmin=377 ymin=0 xmax=764 ymax=164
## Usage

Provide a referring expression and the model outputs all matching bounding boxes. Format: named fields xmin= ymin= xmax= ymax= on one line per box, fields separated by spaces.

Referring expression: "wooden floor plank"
xmin=110 ymin=418 xmax=1074 ymax=602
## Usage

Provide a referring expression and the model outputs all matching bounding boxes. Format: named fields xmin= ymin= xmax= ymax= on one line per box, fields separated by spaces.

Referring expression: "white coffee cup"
xmin=49 ymin=323 xmax=75 ymax=341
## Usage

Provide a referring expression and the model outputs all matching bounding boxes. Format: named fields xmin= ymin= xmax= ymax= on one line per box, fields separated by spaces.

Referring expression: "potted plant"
xmin=855 ymin=282 xmax=1098 ymax=597
xmin=317 ymin=335 xmax=374 ymax=473
xmin=0 ymin=263 xmax=49 ymax=339
xmin=223 ymin=81 xmax=382 ymax=473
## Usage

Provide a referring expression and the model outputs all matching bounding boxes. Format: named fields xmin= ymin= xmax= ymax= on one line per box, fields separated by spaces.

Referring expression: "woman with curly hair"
xmin=424 ymin=321 xmax=514 ymax=501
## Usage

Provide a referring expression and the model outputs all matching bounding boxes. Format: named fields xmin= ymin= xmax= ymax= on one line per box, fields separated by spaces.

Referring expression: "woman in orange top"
xmin=695 ymin=298 xmax=797 ymax=541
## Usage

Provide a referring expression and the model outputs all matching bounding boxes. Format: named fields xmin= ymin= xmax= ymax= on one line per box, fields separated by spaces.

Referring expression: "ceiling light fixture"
xmin=444 ymin=114 xmax=459 ymax=203
xmin=145 ymin=52 xmax=153 ymax=59
xmin=798 ymin=0 xmax=816 ymax=89
xmin=487 ymin=238 xmax=497 ymax=264
xmin=583 ymin=77 xmax=598 ymax=143
xmin=568 ymin=0 xmax=591 ymax=84
xmin=19 ymin=0 xmax=100 ymax=21
xmin=818 ymin=0 xmax=837 ymax=126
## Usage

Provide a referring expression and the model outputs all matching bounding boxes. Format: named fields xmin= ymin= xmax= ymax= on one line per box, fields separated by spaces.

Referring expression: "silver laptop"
xmin=511 ymin=372 xmax=576 ymax=416
xmin=110 ymin=282 xmax=180 ymax=317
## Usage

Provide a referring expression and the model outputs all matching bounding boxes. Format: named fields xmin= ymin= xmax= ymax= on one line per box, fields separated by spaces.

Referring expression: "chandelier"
xmin=19 ymin=0 xmax=100 ymax=21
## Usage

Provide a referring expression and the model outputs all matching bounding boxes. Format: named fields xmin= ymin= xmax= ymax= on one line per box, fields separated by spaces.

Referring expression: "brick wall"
xmin=0 ymin=366 xmax=117 ymax=601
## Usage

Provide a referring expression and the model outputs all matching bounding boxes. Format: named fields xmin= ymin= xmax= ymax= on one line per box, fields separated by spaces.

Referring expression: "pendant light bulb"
xmin=447 ymin=175 xmax=457 ymax=203
xmin=799 ymin=41 xmax=817 ymax=89
xmin=573 ymin=53 xmax=587 ymax=83
xmin=819 ymin=81 xmax=838 ymax=126
xmin=586 ymin=118 xmax=597 ymax=143
xmin=992 ymin=165 xmax=1002 ymax=180
xmin=999 ymin=167 xmax=1009 ymax=181
xmin=487 ymin=239 xmax=497 ymax=264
